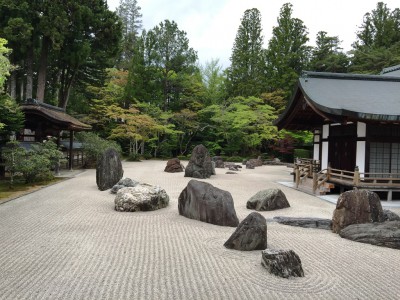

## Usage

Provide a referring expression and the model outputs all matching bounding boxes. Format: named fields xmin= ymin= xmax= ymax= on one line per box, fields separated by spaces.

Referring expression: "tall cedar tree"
xmin=350 ymin=2 xmax=400 ymax=73
xmin=227 ymin=8 xmax=266 ymax=98
xmin=309 ymin=31 xmax=349 ymax=73
xmin=0 ymin=1 xmax=122 ymax=109
xmin=266 ymin=3 xmax=310 ymax=98
xmin=116 ymin=0 xmax=143 ymax=69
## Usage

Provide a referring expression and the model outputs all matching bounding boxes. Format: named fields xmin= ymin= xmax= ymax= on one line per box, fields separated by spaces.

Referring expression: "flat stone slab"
xmin=339 ymin=221 xmax=400 ymax=249
xmin=273 ymin=216 xmax=332 ymax=230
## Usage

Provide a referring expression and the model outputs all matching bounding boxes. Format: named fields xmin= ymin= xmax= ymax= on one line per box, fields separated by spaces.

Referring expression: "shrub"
xmin=2 ymin=140 xmax=65 ymax=184
xmin=294 ymin=148 xmax=311 ymax=159
xmin=126 ymin=153 xmax=141 ymax=162
xmin=75 ymin=132 xmax=122 ymax=167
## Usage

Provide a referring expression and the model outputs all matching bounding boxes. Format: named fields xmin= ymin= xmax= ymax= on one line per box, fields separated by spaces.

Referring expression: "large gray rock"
xmin=247 ymin=189 xmax=290 ymax=211
xmin=111 ymin=178 xmax=139 ymax=194
xmin=261 ymin=249 xmax=304 ymax=278
xmin=339 ymin=221 xmax=400 ymax=249
xmin=96 ymin=148 xmax=123 ymax=191
xmin=178 ymin=179 xmax=239 ymax=227
xmin=247 ymin=157 xmax=263 ymax=167
xmin=164 ymin=158 xmax=184 ymax=173
xmin=332 ymin=189 xmax=384 ymax=233
xmin=185 ymin=144 xmax=214 ymax=179
xmin=273 ymin=216 xmax=332 ymax=230
xmin=224 ymin=212 xmax=267 ymax=250
xmin=115 ymin=183 xmax=169 ymax=212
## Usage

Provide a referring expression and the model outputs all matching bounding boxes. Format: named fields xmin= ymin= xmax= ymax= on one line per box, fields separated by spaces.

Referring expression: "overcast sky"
xmin=107 ymin=0 xmax=400 ymax=68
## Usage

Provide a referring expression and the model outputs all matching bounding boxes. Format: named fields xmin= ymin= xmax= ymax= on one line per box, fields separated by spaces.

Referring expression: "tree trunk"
xmin=9 ymin=71 xmax=17 ymax=99
xmin=36 ymin=36 xmax=50 ymax=102
xmin=58 ymin=67 xmax=76 ymax=110
xmin=25 ymin=48 xmax=34 ymax=100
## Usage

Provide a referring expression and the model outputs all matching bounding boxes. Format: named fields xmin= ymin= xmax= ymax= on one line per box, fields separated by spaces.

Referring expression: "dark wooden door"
xmin=328 ymin=137 xmax=357 ymax=171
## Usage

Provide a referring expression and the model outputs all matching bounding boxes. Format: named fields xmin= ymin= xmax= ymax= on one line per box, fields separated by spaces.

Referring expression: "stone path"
xmin=0 ymin=161 xmax=399 ymax=299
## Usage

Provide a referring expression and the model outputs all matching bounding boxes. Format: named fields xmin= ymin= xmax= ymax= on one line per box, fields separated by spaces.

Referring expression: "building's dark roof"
xmin=275 ymin=70 xmax=400 ymax=130
xmin=20 ymin=101 xmax=91 ymax=131
xmin=381 ymin=64 xmax=400 ymax=76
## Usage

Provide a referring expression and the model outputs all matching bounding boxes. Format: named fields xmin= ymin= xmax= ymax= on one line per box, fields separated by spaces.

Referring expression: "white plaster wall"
xmin=322 ymin=141 xmax=329 ymax=169
xmin=357 ymin=122 xmax=366 ymax=137
xmin=313 ymin=144 xmax=320 ymax=161
xmin=322 ymin=124 xmax=329 ymax=139
xmin=356 ymin=141 xmax=366 ymax=175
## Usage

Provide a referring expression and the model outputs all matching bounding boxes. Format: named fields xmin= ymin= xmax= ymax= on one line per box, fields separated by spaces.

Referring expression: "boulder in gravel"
xmin=212 ymin=156 xmax=225 ymax=168
xmin=383 ymin=209 xmax=400 ymax=221
xmin=115 ymin=183 xmax=169 ymax=212
xmin=261 ymin=249 xmax=304 ymax=278
xmin=273 ymin=216 xmax=332 ymax=230
xmin=178 ymin=179 xmax=239 ymax=227
xmin=339 ymin=221 xmax=400 ymax=249
xmin=224 ymin=212 xmax=267 ymax=250
xmin=246 ymin=161 xmax=255 ymax=169
xmin=111 ymin=178 xmax=139 ymax=194
xmin=185 ymin=144 xmax=214 ymax=179
xmin=247 ymin=157 xmax=263 ymax=167
xmin=164 ymin=158 xmax=184 ymax=173
xmin=96 ymin=148 xmax=123 ymax=191
xmin=247 ymin=189 xmax=290 ymax=211
xmin=332 ymin=189 xmax=384 ymax=233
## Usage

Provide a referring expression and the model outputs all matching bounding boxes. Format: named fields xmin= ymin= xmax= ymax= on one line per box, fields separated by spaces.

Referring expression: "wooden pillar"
xmin=69 ymin=130 xmax=74 ymax=170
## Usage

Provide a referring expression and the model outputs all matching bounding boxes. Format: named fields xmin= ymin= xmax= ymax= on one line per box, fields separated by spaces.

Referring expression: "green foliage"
xmin=294 ymin=148 xmax=311 ymax=159
xmin=350 ymin=2 xmax=400 ymax=73
xmin=227 ymin=8 xmax=266 ymax=97
xmin=75 ymin=132 xmax=122 ymax=167
xmin=201 ymin=59 xmax=226 ymax=105
xmin=0 ymin=37 xmax=11 ymax=91
xmin=126 ymin=152 xmax=141 ymax=161
xmin=266 ymin=3 xmax=311 ymax=97
xmin=199 ymin=96 xmax=278 ymax=156
xmin=309 ymin=31 xmax=349 ymax=73
xmin=0 ymin=94 xmax=24 ymax=136
xmin=2 ymin=140 xmax=65 ymax=184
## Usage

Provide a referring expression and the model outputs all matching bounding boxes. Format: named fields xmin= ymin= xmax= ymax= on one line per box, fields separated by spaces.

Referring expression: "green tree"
xmin=309 ymin=31 xmax=349 ymax=73
xmin=227 ymin=8 xmax=266 ymax=97
xmin=144 ymin=20 xmax=198 ymax=111
xmin=201 ymin=59 xmax=226 ymax=105
xmin=0 ymin=37 xmax=11 ymax=92
xmin=266 ymin=3 xmax=311 ymax=97
xmin=0 ymin=94 xmax=24 ymax=137
xmin=116 ymin=0 xmax=143 ymax=69
xmin=350 ymin=2 xmax=400 ymax=73
xmin=200 ymin=96 xmax=278 ymax=156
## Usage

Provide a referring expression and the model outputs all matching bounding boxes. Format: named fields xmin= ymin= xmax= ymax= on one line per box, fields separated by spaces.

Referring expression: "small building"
xmin=275 ymin=65 xmax=400 ymax=200
xmin=19 ymin=100 xmax=91 ymax=170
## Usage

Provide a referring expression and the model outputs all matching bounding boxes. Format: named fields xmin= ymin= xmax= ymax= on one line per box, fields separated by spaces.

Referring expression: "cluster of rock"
xmin=331 ymin=189 xmax=400 ymax=249
xmin=273 ymin=189 xmax=400 ymax=249
xmin=178 ymin=180 xmax=301 ymax=278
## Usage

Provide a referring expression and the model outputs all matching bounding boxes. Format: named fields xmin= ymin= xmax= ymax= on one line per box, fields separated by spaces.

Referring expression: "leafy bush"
xmin=2 ymin=140 xmax=65 ymax=184
xmin=75 ymin=132 xmax=122 ymax=167
xmin=126 ymin=153 xmax=141 ymax=161
xmin=294 ymin=148 xmax=311 ymax=159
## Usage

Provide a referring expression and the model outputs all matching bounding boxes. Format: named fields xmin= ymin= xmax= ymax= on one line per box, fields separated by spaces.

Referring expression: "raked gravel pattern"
xmin=0 ymin=160 xmax=400 ymax=300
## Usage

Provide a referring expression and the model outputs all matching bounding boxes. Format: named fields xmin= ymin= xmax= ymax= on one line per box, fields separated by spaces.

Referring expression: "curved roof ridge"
xmin=380 ymin=64 xmax=400 ymax=75
xmin=302 ymin=70 xmax=400 ymax=82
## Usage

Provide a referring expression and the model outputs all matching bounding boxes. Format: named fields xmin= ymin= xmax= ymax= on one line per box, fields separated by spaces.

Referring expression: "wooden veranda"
xmin=294 ymin=158 xmax=400 ymax=201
